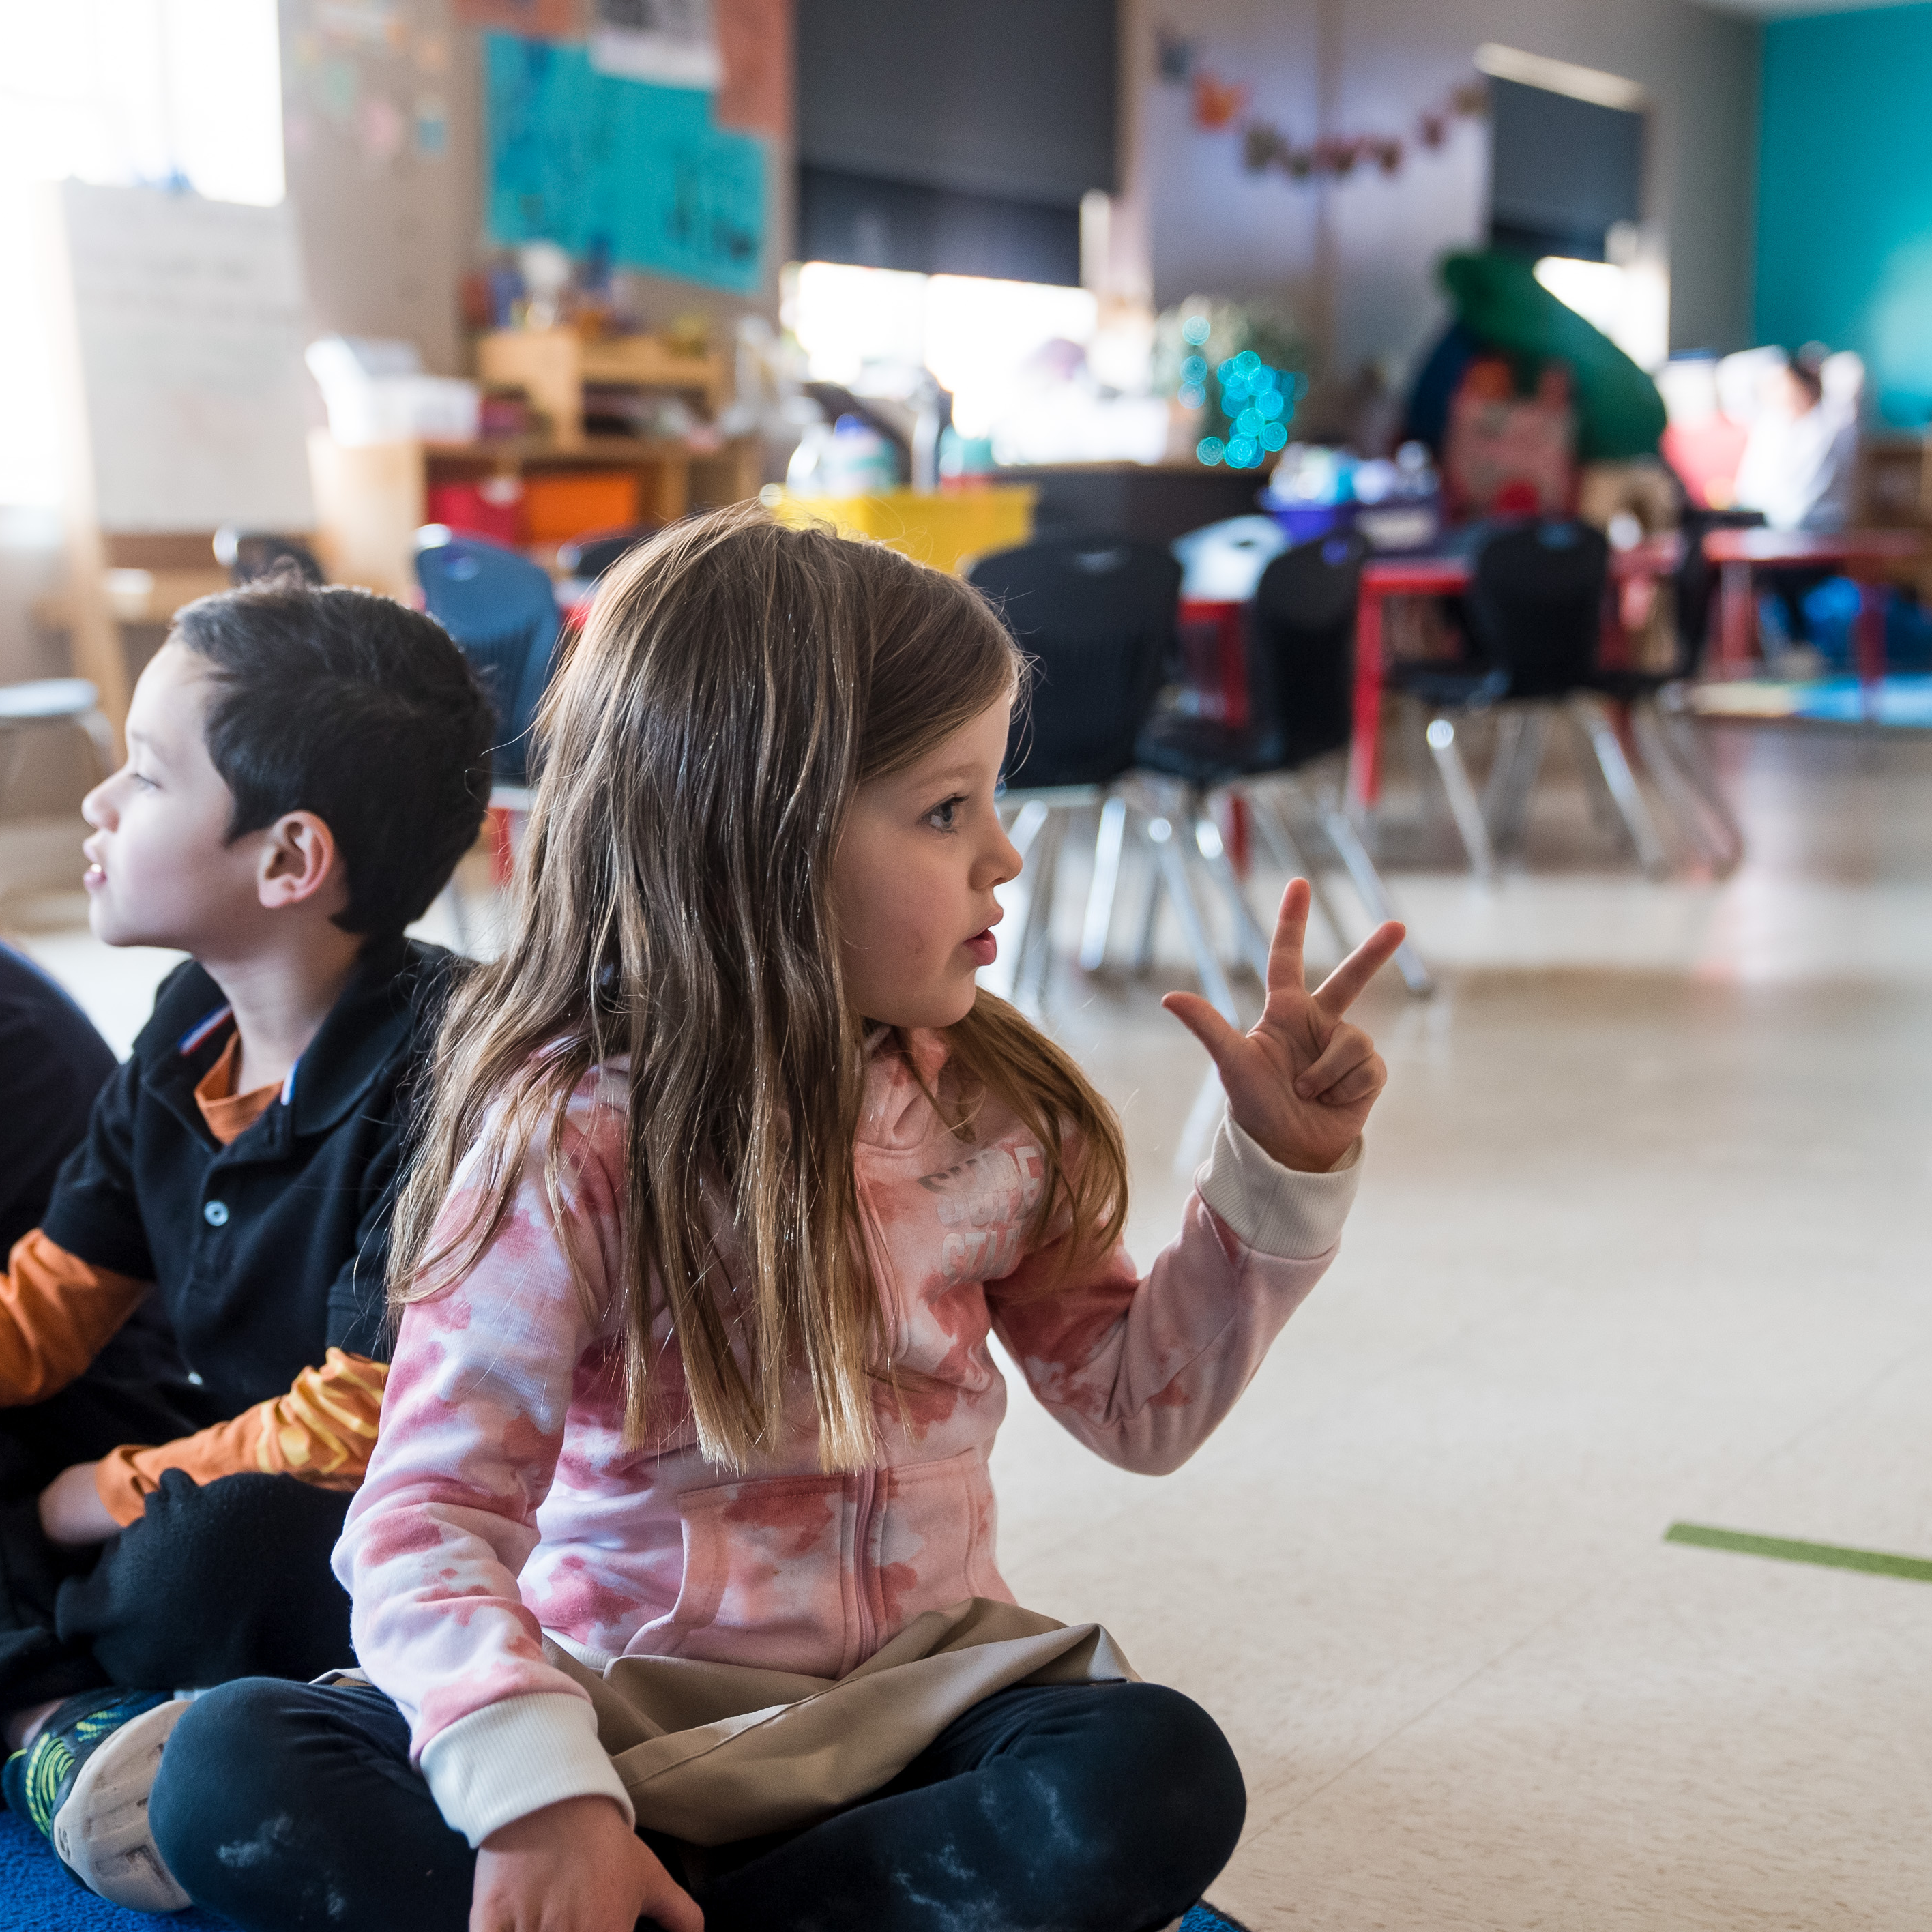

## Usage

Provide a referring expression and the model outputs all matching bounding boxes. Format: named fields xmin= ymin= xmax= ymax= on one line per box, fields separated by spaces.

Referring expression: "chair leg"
xmin=1246 ymin=787 xmax=1353 ymax=961
xmin=1014 ymin=808 xmax=1067 ymax=1012
xmin=1143 ymin=810 xmax=1240 ymax=1025
xmin=1190 ymin=805 xmax=1273 ymax=983
xmin=1315 ymin=794 xmax=1437 ymax=997
xmin=1567 ymin=695 xmax=1669 ymax=877
xmin=1482 ymin=709 xmax=1549 ymax=857
xmin=1424 ymin=716 xmax=1498 ymax=880
xmin=1656 ymin=684 xmax=1747 ymax=868
xmin=1079 ymin=793 xmax=1128 ymax=971
xmin=1004 ymin=796 xmax=1051 ymax=866
xmin=1629 ymin=699 xmax=1740 ymax=875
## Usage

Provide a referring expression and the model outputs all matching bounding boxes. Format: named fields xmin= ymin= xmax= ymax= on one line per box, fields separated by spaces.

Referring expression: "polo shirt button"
xmin=186 ymin=1371 xmax=203 ymax=1387
xmin=203 ymin=1200 xmax=230 ymax=1227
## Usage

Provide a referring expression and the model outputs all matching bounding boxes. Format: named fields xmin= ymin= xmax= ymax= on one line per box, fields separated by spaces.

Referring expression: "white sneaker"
xmin=49 ymin=1695 xmax=194 ymax=1912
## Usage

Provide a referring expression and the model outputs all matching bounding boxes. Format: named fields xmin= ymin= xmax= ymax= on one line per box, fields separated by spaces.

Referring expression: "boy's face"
xmin=81 ymin=643 xmax=272 ymax=952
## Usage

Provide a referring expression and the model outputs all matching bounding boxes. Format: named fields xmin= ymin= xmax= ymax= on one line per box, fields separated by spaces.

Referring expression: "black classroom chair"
xmin=967 ymin=534 xmax=1218 ymax=1012
xmin=1135 ymin=531 xmax=1433 ymax=996
xmin=1392 ymin=518 xmax=1670 ymax=878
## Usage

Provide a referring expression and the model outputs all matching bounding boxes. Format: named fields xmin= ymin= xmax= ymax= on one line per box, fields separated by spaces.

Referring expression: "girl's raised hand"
xmin=1163 ymin=879 xmax=1403 ymax=1174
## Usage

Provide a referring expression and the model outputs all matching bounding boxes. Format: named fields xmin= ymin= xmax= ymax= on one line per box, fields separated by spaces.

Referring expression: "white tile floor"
xmin=5 ymin=720 xmax=1929 ymax=1928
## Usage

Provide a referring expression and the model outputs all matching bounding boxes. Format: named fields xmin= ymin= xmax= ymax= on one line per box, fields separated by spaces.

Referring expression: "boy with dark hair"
xmin=0 ymin=581 xmax=494 ymax=1904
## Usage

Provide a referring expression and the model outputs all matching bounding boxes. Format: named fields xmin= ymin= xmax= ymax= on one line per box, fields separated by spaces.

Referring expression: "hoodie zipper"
xmin=851 ymin=1465 xmax=878 ymax=1665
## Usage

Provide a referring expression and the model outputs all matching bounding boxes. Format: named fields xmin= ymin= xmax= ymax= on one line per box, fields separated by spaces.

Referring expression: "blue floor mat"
xmin=1695 ymin=673 xmax=1932 ymax=727
xmin=1789 ymin=674 xmax=1932 ymax=726
xmin=3 ymin=1804 xmax=1249 ymax=1930
xmin=0 ymin=1811 xmax=229 ymax=1930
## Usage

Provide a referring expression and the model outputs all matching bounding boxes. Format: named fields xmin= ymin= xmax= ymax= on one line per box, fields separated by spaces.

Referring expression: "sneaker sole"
xmin=51 ymin=1696 xmax=192 ymax=1913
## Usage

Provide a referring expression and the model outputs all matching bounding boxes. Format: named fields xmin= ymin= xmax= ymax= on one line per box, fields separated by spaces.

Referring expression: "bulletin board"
xmin=484 ymin=33 xmax=768 ymax=296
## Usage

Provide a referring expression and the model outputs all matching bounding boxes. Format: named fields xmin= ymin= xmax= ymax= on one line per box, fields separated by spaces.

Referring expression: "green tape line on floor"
xmin=1665 ymin=1522 xmax=1932 ymax=1583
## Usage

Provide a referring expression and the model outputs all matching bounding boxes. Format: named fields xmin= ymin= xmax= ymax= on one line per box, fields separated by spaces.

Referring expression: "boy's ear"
xmin=255 ymin=810 xmax=347 ymax=915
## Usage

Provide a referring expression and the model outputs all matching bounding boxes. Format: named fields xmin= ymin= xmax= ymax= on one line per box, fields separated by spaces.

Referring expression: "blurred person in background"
xmin=1731 ymin=348 xmax=1860 ymax=649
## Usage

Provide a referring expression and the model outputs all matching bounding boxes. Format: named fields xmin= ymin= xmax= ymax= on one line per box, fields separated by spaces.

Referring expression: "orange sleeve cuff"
xmin=93 ymin=1348 xmax=391 ymax=1527
xmin=0 ymin=1229 xmax=148 ymax=1408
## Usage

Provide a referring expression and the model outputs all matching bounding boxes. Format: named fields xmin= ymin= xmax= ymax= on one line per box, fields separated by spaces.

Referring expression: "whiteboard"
xmin=58 ymin=181 xmax=314 ymax=534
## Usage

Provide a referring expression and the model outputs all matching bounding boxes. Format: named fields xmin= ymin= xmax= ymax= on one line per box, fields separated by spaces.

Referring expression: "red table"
xmin=1347 ymin=533 xmax=1682 ymax=815
xmin=1703 ymin=527 xmax=1921 ymax=702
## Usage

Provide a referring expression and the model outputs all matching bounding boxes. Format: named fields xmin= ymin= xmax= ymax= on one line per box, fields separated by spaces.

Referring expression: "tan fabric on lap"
xmin=546 ymin=1598 xmax=1137 ymax=1846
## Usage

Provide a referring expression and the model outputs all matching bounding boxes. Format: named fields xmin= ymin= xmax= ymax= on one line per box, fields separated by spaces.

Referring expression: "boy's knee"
xmin=150 ymin=1678 xmax=310 ymax=1888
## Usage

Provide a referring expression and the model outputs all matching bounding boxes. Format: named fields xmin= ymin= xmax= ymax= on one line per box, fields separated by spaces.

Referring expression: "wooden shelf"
xmin=422 ymin=434 xmax=731 ymax=469
xmin=308 ymin=430 xmax=761 ymax=598
xmin=475 ymin=328 xmax=728 ymax=449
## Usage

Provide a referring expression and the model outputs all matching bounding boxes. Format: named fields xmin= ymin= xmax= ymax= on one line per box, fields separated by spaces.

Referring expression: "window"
xmin=0 ymin=1 xmax=284 ymax=506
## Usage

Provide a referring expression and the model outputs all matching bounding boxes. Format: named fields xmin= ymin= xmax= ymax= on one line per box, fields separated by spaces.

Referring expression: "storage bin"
xmin=777 ymin=487 xmax=1035 ymax=576
xmin=523 ymin=471 xmax=641 ymax=545
xmin=426 ymin=479 xmax=524 ymax=546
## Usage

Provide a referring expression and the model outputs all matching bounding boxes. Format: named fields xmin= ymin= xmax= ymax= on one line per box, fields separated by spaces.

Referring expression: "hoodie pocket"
xmin=865 ymin=1445 xmax=1006 ymax=1635
xmin=661 ymin=1471 xmax=853 ymax=1672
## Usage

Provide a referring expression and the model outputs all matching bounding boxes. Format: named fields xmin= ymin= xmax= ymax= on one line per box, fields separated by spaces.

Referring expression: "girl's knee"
xmin=1130 ymin=1683 xmax=1242 ymax=1798
xmin=1083 ymin=1684 xmax=1247 ymax=1893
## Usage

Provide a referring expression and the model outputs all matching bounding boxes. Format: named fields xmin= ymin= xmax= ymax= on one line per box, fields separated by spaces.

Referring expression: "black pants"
xmin=0 ymin=1314 xmax=353 ymax=1712
xmin=152 ymin=1675 xmax=1246 ymax=1932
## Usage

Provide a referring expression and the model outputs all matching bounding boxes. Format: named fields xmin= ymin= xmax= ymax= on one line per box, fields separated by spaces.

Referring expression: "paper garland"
xmin=1158 ymin=26 xmax=1487 ymax=184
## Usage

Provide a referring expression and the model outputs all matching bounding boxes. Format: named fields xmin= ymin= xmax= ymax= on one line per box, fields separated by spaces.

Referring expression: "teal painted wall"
xmin=1757 ymin=3 xmax=1932 ymax=424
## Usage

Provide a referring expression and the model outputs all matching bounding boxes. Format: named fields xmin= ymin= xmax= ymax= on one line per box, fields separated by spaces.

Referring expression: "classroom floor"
xmin=5 ymin=719 xmax=1928 ymax=1930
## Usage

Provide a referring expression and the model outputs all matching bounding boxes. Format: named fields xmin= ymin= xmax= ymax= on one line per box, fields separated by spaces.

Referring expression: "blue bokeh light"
xmin=1197 ymin=436 xmax=1227 ymax=465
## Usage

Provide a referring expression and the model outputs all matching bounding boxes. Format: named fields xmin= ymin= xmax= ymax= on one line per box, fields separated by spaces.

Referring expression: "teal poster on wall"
xmin=484 ymin=33 xmax=766 ymax=295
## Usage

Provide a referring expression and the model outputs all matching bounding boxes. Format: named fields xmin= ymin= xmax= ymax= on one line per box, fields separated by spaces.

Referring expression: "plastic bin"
xmin=777 ymin=487 xmax=1036 ymax=576
xmin=523 ymin=471 xmax=641 ymax=545
xmin=426 ymin=479 xmax=524 ymax=546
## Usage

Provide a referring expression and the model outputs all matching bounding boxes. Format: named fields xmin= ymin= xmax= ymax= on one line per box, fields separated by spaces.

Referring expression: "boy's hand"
xmin=1164 ymin=879 xmax=1403 ymax=1174
xmin=472 ymin=1795 xmax=701 ymax=1932
xmin=38 ymin=1462 xmax=119 ymax=1545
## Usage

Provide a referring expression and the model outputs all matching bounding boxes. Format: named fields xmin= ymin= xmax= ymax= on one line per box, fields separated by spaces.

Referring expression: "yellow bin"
xmin=776 ymin=486 xmax=1036 ymax=577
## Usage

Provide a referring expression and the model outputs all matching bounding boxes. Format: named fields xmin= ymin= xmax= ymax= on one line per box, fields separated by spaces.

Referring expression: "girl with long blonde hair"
xmin=149 ymin=507 xmax=1402 ymax=1932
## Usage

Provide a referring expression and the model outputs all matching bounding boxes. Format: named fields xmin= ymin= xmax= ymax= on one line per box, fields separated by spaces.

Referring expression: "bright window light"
xmin=787 ymin=261 xmax=1100 ymax=440
xmin=0 ymin=1 xmax=283 ymax=205
xmin=0 ymin=0 xmax=283 ymax=507
xmin=1534 ymin=252 xmax=1669 ymax=373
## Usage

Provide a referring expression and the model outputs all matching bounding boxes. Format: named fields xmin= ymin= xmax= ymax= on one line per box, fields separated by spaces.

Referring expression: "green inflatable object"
xmin=1440 ymin=250 xmax=1667 ymax=463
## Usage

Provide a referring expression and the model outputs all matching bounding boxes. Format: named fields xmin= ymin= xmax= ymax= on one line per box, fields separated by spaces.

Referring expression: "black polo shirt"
xmin=40 ymin=935 xmax=458 ymax=1421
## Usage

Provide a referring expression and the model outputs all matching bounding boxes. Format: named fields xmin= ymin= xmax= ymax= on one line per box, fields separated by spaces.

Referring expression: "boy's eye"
xmin=924 ymin=795 xmax=966 ymax=832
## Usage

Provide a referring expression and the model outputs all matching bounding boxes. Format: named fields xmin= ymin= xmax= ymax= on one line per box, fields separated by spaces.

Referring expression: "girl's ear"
xmin=256 ymin=810 xmax=344 ymax=913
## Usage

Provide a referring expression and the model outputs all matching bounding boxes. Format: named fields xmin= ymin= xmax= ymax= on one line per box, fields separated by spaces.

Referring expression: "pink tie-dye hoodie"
xmin=335 ymin=1029 xmax=1362 ymax=1847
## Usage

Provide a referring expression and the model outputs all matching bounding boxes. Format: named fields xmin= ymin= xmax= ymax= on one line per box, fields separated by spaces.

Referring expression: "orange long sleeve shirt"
xmin=1 ymin=1036 xmax=389 ymax=1526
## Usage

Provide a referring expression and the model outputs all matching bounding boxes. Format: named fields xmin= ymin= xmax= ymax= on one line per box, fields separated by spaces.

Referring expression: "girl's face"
xmin=832 ymin=694 xmax=1023 ymax=1029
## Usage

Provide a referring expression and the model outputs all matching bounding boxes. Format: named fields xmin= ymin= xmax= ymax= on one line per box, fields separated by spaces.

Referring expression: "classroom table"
xmin=1345 ymin=532 xmax=1683 ymax=816
xmin=1703 ymin=527 xmax=1922 ymax=710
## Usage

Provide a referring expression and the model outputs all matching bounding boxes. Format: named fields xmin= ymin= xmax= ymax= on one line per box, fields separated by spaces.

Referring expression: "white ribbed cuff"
xmin=1195 ymin=1114 xmax=1362 ymax=1259
xmin=420 ymin=1691 xmax=633 ymax=1847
